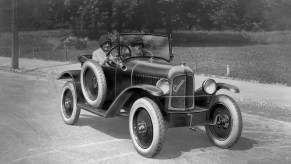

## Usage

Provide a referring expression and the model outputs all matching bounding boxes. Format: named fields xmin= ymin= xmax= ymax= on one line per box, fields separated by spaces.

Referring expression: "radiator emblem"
xmin=173 ymin=80 xmax=185 ymax=92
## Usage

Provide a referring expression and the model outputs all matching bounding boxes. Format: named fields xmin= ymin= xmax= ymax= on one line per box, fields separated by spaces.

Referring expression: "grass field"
xmin=1 ymin=30 xmax=291 ymax=86
xmin=173 ymin=44 xmax=291 ymax=85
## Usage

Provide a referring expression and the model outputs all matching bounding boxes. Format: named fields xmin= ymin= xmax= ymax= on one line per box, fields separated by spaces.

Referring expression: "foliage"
xmin=64 ymin=36 xmax=88 ymax=49
xmin=1 ymin=0 xmax=291 ymax=33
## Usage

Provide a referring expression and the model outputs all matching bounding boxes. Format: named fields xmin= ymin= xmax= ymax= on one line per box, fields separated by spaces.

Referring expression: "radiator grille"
xmin=171 ymin=75 xmax=193 ymax=108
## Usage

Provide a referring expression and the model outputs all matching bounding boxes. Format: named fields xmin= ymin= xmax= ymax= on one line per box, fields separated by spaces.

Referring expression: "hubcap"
xmin=64 ymin=98 xmax=72 ymax=109
xmin=210 ymin=105 xmax=232 ymax=140
xmin=63 ymin=89 xmax=74 ymax=118
xmin=137 ymin=121 xmax=148 ymax=136
xmin=133 ymin=108 xmax=153 ymax=149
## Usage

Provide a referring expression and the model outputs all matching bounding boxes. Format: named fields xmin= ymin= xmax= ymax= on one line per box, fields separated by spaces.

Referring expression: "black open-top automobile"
xmin=57 ymin=33 xmax=243 ymax=158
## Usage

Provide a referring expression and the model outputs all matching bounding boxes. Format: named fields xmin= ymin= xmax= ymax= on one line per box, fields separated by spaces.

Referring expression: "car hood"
xmin=132 ymin=60 xmax=174 ymax=79
xmin=129 ymin=59 xmax=193 ymax=86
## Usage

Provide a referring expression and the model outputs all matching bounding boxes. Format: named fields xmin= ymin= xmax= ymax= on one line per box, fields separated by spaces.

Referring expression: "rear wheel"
xmin=60 ymin=81 xmax=80 ymax=125
xmin=129 ymin=97 xmax=165 ymax=158
xmin=205 ymin=95 xmax=242 ymax=148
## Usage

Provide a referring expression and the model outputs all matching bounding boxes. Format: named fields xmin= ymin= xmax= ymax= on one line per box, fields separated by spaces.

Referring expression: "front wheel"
xmin=60 ymin=81 xmax=80 ymax=125
xmin=129 ymin=97 xmax=165 ymax=158
xmin=205 ymin=95 xmax=242 ymax=148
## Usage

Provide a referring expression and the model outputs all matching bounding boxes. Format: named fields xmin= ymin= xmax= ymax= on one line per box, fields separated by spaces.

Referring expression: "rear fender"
xmin=105 ymin=85 xmax=163 ymax=118
xmin=58 ymin=70 xmax=85 ymax=103
xmin=57 ymin=70 xmax=81 ymax=82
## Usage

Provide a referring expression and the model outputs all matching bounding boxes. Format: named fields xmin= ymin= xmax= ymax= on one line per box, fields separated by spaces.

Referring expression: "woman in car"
xmin=130 ymin=37 xmax=153 ymax=57
xmin=92 ymin=35 xmax=114 ymax=65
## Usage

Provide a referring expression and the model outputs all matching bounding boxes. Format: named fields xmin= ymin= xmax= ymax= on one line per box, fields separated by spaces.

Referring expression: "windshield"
xmin=119 ymin=34 xmax=170 ymax=61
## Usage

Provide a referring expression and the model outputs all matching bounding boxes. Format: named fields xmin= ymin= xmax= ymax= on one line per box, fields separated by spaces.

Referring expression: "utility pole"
xmin=12 ymin=0 xmax=19 ymax=69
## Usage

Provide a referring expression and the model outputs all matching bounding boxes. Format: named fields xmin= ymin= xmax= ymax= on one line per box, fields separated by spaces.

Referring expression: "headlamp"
xmin=156 ymin=79 xmax=170 ymax=95
xmin=202 ymin=79 xmax=217 ymax=94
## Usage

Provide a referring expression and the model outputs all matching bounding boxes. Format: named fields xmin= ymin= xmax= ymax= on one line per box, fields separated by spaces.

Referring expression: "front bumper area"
xmin=165 ymin=107 xmax=210 ymax=128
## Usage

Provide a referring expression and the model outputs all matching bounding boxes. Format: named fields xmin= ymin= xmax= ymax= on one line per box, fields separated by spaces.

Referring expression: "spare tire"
xmin=81 ymin=59 xmax=107 ymax=108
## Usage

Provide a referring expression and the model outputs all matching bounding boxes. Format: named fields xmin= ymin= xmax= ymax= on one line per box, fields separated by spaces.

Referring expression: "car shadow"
xmin=77 ymin=113 xmax=257 ymax=159
xmin=77 ymin=114 xmax=130 ymax=139
xmin=230 ymin=137 xmax=258 ymax=151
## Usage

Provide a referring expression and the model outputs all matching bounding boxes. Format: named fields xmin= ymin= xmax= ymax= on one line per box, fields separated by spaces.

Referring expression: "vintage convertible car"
xmin=57 ymin=33 xmax=243 ymax=158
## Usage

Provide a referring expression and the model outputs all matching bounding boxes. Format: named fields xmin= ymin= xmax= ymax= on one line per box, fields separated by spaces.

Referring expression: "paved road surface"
xmin=0 ymin=70 xmax=291 ymax=164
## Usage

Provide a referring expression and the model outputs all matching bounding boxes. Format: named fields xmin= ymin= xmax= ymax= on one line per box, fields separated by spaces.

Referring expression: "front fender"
xmin=194 ymin=83 xmax=239 ymax=109
xmin=105 ymin=85 xmax=163 ymax=117
xmin=57 ymin=70 xmax=81 ymax=82
xmin=217 ymin=83 xmax=240 ymax=93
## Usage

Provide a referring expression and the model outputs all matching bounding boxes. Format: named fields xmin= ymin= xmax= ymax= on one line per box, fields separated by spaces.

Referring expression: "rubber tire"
xmin=205 ymin=94 xmax=243 ymax=148
xmin=81 ymin=59 xmax=107 ymax=108
xmin=60 ymin=81 xmax=80 ymax=125
xmin=129 ymin=97 xmax=165 ymax=158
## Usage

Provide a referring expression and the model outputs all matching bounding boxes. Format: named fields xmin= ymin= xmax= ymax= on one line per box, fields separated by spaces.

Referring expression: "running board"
xmin=77 ymin=103 xmax=107 ymax=117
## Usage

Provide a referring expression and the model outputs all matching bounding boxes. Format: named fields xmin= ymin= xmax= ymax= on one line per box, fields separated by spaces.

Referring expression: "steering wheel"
xmin=105 ymin=45 xmax=131 ymax=67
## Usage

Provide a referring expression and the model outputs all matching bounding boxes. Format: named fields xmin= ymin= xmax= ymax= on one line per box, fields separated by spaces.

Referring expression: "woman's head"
xmin=99 ymin=35 xmax=112 ymax=52
xmin=130 ymin=37 xmax=144 ymax=49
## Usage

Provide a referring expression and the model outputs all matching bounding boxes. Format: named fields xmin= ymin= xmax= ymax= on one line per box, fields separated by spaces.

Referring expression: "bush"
xmin=64 ymin=36 xmax=88 ymax=49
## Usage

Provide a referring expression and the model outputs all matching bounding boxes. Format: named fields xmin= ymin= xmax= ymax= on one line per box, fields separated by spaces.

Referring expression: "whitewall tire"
xmin=60 ymin=81 xmax=80 ymax=125
xmin=129 ymin=97 xmax=165 ymax=158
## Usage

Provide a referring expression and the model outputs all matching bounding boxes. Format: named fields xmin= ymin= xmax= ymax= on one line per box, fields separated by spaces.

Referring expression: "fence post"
xmin=226 ymin=64 xmax=230 ymax=76
xmin=65 ymin=50 xmax=68 ymax=61
xmin=33 ymin=49 xmax=35 ymax=59
xmin=18 ymin=48 xmax=20 ymax=58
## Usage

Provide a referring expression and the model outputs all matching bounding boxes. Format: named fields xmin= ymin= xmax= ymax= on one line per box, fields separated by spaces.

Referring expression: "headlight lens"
xmin=156 ymin=79 xmax=170 ymax=95
xmin=202 ymin=79 xmax=217 ymax=94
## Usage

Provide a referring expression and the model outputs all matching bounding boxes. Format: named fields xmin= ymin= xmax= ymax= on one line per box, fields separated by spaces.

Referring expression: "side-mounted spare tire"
xmin=81 ymin=59 xmax=107 ymax=108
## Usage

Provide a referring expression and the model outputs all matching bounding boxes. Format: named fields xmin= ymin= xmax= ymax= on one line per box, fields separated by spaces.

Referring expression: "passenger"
xmin=92 ymin=35 xmax=114 ymax=65
xmin=130 ymin=37 xmax=153 ymax=57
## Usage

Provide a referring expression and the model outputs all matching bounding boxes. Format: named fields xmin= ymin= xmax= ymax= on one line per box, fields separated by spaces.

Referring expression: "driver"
xmin=92 ymin=35 xmax=114 ymax=65
xmin=130 ymin=37 xmax=153 ymax=56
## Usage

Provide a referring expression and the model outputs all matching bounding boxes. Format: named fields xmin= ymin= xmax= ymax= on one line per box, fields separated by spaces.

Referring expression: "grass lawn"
xmin=1 ymin=30 xmax=291 ymax=86
xmin=236 ymin=98 xmax=291 ymax=122
xmin=173 ymin=43 xmax=291 ymax=85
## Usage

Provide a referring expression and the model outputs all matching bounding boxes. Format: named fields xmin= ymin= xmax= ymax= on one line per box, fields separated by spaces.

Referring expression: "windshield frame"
xmin=117 ymin=33 xmax=172 ymax=62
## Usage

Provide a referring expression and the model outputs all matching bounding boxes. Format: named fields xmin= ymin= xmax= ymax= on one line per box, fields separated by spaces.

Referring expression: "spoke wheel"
xmin=133 ymin=108 xmax=153 ymax=149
